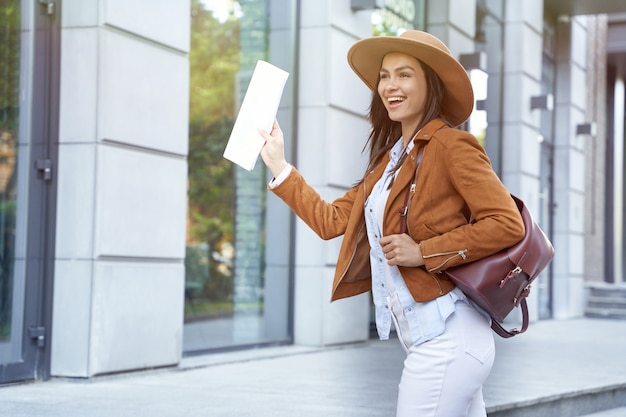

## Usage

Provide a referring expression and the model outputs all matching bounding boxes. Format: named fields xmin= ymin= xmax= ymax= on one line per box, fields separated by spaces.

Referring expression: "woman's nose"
xmin=384 ymin=78 xmax=398 ymax=91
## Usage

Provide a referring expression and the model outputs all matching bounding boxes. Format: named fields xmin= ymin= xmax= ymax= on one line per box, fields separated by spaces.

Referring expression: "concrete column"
xmin=426 ymin=0 xmax=476 ymax=52
xmin=52 ymin=0 xmax=190 ymax=376
xmin=552 ymin=16 xmax=590 ymax=317
xmin=613 ymin=75 xmax=625 ymax=284
xmin=583 ymin=16 xmax=608 ymax=284
xmin=499 ymin=0 xmax=545 ymax=321
xmin=285 ymin=0 xmax=373 ymax=346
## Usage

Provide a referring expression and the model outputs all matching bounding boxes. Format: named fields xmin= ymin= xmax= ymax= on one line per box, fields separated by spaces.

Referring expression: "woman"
xmin=259 ymin=30 xmax=525 ymax=417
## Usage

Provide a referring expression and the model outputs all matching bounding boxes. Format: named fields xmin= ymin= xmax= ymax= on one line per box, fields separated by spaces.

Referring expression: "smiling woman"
xmin=258 ymin=30 xmax=525 ymax=417
xmin=377 ymin=53 xmax=429 ymax=142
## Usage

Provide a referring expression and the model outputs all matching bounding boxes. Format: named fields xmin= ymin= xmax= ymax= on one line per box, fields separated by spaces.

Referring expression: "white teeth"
xmin=388 ymin=97 xmax=405 ymax=102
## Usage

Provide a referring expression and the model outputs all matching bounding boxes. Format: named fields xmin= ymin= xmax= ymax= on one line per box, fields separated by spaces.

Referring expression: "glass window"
xmin=184 ymin=0 xmax=291 ymax=353
xmin=0 ymin=0 xmax=32 ymax=365
xmin=0 ymin=0 xmax=20 ymax=354
xmin=477 ymin=2 xmax=505 ymax=173
xmin=373 ymin=0 xmax=424 ymax=35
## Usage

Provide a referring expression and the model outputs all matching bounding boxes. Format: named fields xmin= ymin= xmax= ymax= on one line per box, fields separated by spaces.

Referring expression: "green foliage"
xmin=0 ymin=2 xmax=19 ymax=112
xmin=372 ymin=8 xmax=413 ymax=36
xmin=188 ymin=0 xmax=239 ymax=246
xmin=186 ymin=0 xmax=241 ymax=312
xmin=189 ymin=0 xmax=240 ymax=124
xmin=187 ymin=117 xmax=235 ymax=245
xmin=0 ymin=0 xmax=19 ymax=341
xmin=373 ymin=19 xmax=401 ymax=36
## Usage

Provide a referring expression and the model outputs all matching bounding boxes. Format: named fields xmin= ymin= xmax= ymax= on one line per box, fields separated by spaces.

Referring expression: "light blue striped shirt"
xmin=364 ymin=138 xmax=468 ymax=346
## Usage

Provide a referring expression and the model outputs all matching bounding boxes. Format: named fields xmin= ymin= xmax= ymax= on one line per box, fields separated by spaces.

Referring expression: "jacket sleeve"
xmin=269 ymin=167 xmax=359 ymax=240
xmin=419 ymin=132 xmax=525 ymax=272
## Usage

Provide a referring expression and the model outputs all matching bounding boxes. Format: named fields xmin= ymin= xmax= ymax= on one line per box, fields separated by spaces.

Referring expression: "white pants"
xmin=396 ymin=301 xmax=495 ymax=417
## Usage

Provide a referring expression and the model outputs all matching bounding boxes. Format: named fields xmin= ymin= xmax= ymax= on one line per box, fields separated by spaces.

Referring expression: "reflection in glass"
xmin=0 ymin=0 xmax=20 ymax=343
xmin=184 ymin=0 xmax=271 ymax=352
xmin=372 ymin=0 xmax=424 ymax=35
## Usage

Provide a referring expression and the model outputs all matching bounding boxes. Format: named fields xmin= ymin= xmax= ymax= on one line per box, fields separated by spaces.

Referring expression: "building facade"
xmin=0 ymin=0 xmax=624 ymax=383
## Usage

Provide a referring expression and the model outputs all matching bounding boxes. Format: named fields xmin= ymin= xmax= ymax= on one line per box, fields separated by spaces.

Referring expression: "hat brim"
xmin=347 ymin=35 xmax=474 ymax=126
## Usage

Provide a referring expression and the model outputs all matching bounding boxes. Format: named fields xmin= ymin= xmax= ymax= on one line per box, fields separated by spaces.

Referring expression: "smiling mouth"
xmin=387 ymin=96 xmax=405 ymax=108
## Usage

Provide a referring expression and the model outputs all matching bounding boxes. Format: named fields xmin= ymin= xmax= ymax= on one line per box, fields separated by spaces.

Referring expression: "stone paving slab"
xmin=486 ymin=318 xmax=626 ymax=413
xmin=0 ymin=318 xmax=623 ymax=417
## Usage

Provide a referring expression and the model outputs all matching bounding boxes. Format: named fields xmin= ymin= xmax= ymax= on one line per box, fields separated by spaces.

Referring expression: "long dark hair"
xmin=360 ymin=59 xmax=449 ymax=181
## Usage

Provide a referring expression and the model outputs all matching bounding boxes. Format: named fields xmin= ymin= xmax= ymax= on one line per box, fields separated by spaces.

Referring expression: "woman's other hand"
xmin=259 ymin=119 xmax=289 ymax=178
xmin=380 ymin=234 xmax=424 ymax=267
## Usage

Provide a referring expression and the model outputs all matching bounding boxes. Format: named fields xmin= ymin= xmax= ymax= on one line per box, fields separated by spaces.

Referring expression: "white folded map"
xmin=223 ymin=60 xmax=289 ymax=171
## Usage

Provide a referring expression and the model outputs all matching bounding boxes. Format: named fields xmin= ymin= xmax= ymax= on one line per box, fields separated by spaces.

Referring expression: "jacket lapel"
xmin=382 ymin=119 xmax=445 ymax=234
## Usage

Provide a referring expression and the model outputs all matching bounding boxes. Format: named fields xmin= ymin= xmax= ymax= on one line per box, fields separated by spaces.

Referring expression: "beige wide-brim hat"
xmin=347 ymin=30 xmax=474 ymax=126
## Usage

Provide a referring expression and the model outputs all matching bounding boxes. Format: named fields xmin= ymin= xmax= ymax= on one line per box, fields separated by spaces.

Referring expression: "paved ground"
xmin=0 ymin=318 xmax=624 ymax=416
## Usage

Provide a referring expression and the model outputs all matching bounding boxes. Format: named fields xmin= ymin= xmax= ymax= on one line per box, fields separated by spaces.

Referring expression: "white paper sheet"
xmin=223 ymin=60 xmax=289 ymax=171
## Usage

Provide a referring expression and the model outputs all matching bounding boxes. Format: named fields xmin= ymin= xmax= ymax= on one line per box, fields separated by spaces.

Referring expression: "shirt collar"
xmin=389 ymin=138 xmax=415 ymax=166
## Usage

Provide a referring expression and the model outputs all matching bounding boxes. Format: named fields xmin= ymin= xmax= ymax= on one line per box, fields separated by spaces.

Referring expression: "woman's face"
xmin=377 ymin=52 xmax=427 ymax=133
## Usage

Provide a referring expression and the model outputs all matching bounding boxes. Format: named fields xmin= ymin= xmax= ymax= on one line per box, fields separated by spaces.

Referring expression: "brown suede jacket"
xmin=270 ymin=118 xmax=525 ymax=303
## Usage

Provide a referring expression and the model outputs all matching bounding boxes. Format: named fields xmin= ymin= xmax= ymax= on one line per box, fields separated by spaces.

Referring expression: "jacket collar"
xmin=363 ymin=118 xmax=449 ymax=204
xmin=384 ymin=118 xmax=448 ymax=209
xmin=414 ymin=117 xmax=447 ymax=144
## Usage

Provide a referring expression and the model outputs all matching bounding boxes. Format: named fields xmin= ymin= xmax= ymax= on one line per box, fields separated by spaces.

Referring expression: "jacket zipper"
xmin=430 ymin=275 xmax=445 ymax=295
xmin=423 ymin=249 xmax=468 ymax=272
xmin=402 ymin=147 xmax=424 ymax=234
xmin=403 ymin=183 xmax=416 ymax=233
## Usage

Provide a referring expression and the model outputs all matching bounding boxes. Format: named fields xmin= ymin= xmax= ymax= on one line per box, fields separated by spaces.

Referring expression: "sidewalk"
xmin=0 ymin=318 xmax=624 ymax=416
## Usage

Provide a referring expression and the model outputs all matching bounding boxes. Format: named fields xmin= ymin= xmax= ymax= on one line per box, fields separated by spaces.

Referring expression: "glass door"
xmin=183 ymin=0 xmax=292 ymax=354
xmin=0 ymin=0 xmax=58 ymax=383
